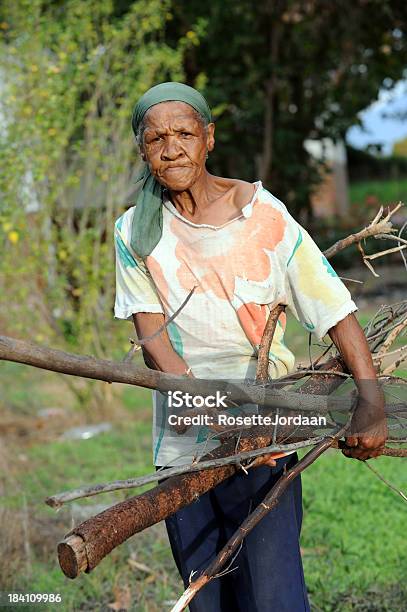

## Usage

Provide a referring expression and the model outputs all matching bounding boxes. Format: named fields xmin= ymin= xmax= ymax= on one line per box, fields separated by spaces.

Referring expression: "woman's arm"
xmin=132 ymin=313 xmax=193 ymax=377
xmin=328 ymin=313 xmax=387 ymax=459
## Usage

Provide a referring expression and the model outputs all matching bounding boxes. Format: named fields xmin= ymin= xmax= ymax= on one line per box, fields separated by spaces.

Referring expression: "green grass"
xmin=301 ymin=451 xmax=407 ymax=610
xmin=349 ymin=178 xmax=407 ymax=206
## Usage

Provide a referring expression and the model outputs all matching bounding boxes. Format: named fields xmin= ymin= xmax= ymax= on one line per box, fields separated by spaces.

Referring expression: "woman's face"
xmin=140 ymin=101 xmax=215 ymax=192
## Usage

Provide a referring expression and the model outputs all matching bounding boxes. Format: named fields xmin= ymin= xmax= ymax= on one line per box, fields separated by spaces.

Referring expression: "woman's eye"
xmin=146 ymin=135 xmax=162 ymax=143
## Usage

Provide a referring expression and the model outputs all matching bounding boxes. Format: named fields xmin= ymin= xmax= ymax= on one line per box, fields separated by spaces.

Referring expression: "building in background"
xmin=304 ymin=138 xmax=350 ymax=218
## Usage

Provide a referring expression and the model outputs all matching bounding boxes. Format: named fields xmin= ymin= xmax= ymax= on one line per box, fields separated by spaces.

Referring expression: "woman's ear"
xmin=206 ymin=123 xmax=215 ymax=152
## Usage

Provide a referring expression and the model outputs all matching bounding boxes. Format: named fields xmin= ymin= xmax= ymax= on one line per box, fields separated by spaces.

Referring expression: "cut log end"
xmin=57 ymin=535 xmax=88 ymax=579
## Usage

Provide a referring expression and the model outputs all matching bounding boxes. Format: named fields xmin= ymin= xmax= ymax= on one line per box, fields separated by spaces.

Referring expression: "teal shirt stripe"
xmin=115 ymin=232 xmax=138 ymax=269
xmin=287 ymin=228 xmax=303 ymax=267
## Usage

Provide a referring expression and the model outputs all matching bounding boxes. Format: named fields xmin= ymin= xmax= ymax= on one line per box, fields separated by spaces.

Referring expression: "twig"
xmin=323 ymin=204 xmax=402 ymax=259
xmin=398 ymin=220 xmax=407 ymax=270
xmin=338 ymin=277 xmax=363 ymax=284
xmin=256 ymin=304 xmax=285 ymax=382
xmin=373 ymin=346 xmax=407 ymax=361
xmin=0 ymin=335 xmax=371 ymax=413
xmin=376 ymin=318 xmax=407 ymax=358
xmin=363 ymin=461 xmax=407 ymax=503
xmin=45 ymin=437 xmax=324 ymax=508
xmin=364 ymin=244 xmax=407 ymax=260
xmin=381 ymin=347 xmax=407 ymax=376
xmin=357 ymin=241 xmax=379 ymax=277
xmin=122 ymin=338 xmax=142 ymax=363
xmin=130 ymin=286 xmax=196 ymax=348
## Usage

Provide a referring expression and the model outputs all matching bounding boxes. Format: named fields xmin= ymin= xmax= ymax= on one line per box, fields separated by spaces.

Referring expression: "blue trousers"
xmin=158 ymin=453 xmax=310 ymax=612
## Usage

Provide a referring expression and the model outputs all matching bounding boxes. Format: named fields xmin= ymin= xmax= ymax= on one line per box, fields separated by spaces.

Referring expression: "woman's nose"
xmin=161 ymin=136 xmax=183 ymax=161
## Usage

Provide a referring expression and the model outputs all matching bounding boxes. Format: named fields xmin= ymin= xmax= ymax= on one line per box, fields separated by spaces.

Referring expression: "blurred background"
xmin=0 ymin=1 xmax=406 ymax=610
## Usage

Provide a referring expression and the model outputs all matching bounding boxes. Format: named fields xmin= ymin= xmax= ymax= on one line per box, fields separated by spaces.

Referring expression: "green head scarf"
xmin=130 ymin=82 xmax=212 ymax=259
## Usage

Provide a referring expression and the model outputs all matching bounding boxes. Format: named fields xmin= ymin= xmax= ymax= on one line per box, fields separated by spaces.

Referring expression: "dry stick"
xmin=255 ymin=304 xmax=285 ymax=383
xmin=373 ymin=345 xmax=407 ymax=362
xmin=357 ymin=241 xmax=379 ymax=277
xmin=0 ymin=335 xmax=362 ymax=414
xmin=363 ymin=461 xmax=407 ymax=503
xmin=46 ymin=441 xmax=407 ymax=509
xmin=376 ymin=318 xmax=407 ymax=359
xmin=171 ymin=430 xmax=347 ymax=612
xmin=382 ymin=348 xmax=407 ymax=376
xmin=322 ymin=203 xmax=402 ymax=259
xmin=46 ymin=437 xmax=324 ymax=509
xmin=365 ymin=244 xmax=407 ymax=260
xmin=368 ymin=302 xmax=407 ymax=343
xmin=124 ymin=286 xmax=197 ymax=362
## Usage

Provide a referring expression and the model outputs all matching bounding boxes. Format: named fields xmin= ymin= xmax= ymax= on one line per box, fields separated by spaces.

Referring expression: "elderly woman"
xmin=114 ymin=82 xmax=386 ymax=611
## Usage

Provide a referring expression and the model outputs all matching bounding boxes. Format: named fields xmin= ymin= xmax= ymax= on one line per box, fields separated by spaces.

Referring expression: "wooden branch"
xmin=382 ymin=349 xmax=407 ymax=375
xmin=131 ymin=286 xmax=197 ymax=348
xmin=46 ymin=438 xmax=323 ymax=508
xmin=0 ymin=335 xmax=362 ymax=413
xmin=323 ymin=203 xmax=402 ymax=259
xmin=57 ymin=434 xmax=274 ymax=578
xmin=376 ymin=318 xmax=407 ymax=359
xmin=256 ymin=304 xmax=285 ymax=382
xmin=123 ymin=287 xmax=196 ymax=362
xmin=46 ymin=440 xmax=407 ymax=508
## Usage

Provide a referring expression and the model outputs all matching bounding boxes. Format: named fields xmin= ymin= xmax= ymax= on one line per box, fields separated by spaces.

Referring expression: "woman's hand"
xmin=328 ymin=313 xmax=388 ymax=461
xmin=342 ymin=384 xmax=387 ymax=460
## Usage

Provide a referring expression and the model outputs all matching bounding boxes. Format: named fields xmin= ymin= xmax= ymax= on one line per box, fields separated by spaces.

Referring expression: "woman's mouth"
xmin=163 ymin=166 xmax=189 ymax=173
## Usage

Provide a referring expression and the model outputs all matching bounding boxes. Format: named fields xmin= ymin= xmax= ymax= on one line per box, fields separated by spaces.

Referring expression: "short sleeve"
xmin=114 ymin=210 xmax=164 ymax=320
xmin=278 ymin=204 xmax=358 ymax=340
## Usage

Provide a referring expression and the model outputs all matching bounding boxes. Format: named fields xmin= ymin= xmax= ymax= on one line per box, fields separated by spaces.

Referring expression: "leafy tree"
xmin=0 ymin=0 xmax=194 ymax=410
xmin=168 ymin=0 xmax=406 ymax=217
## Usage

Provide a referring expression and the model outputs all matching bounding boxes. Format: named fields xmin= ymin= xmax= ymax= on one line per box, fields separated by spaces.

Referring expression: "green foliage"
xmin=347 ymin=144 xmax=407 ymax=182
xmin=350 ymin=178 xmax=407 ymax=207
xmin=167 ymin=0 xmax=406 ymax=216
xmin=0 ymin=0 xmax=189 ymax=407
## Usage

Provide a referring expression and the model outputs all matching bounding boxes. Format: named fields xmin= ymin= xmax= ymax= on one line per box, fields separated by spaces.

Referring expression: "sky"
xmin=346 ymin=79 xmax=407 ymax=155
